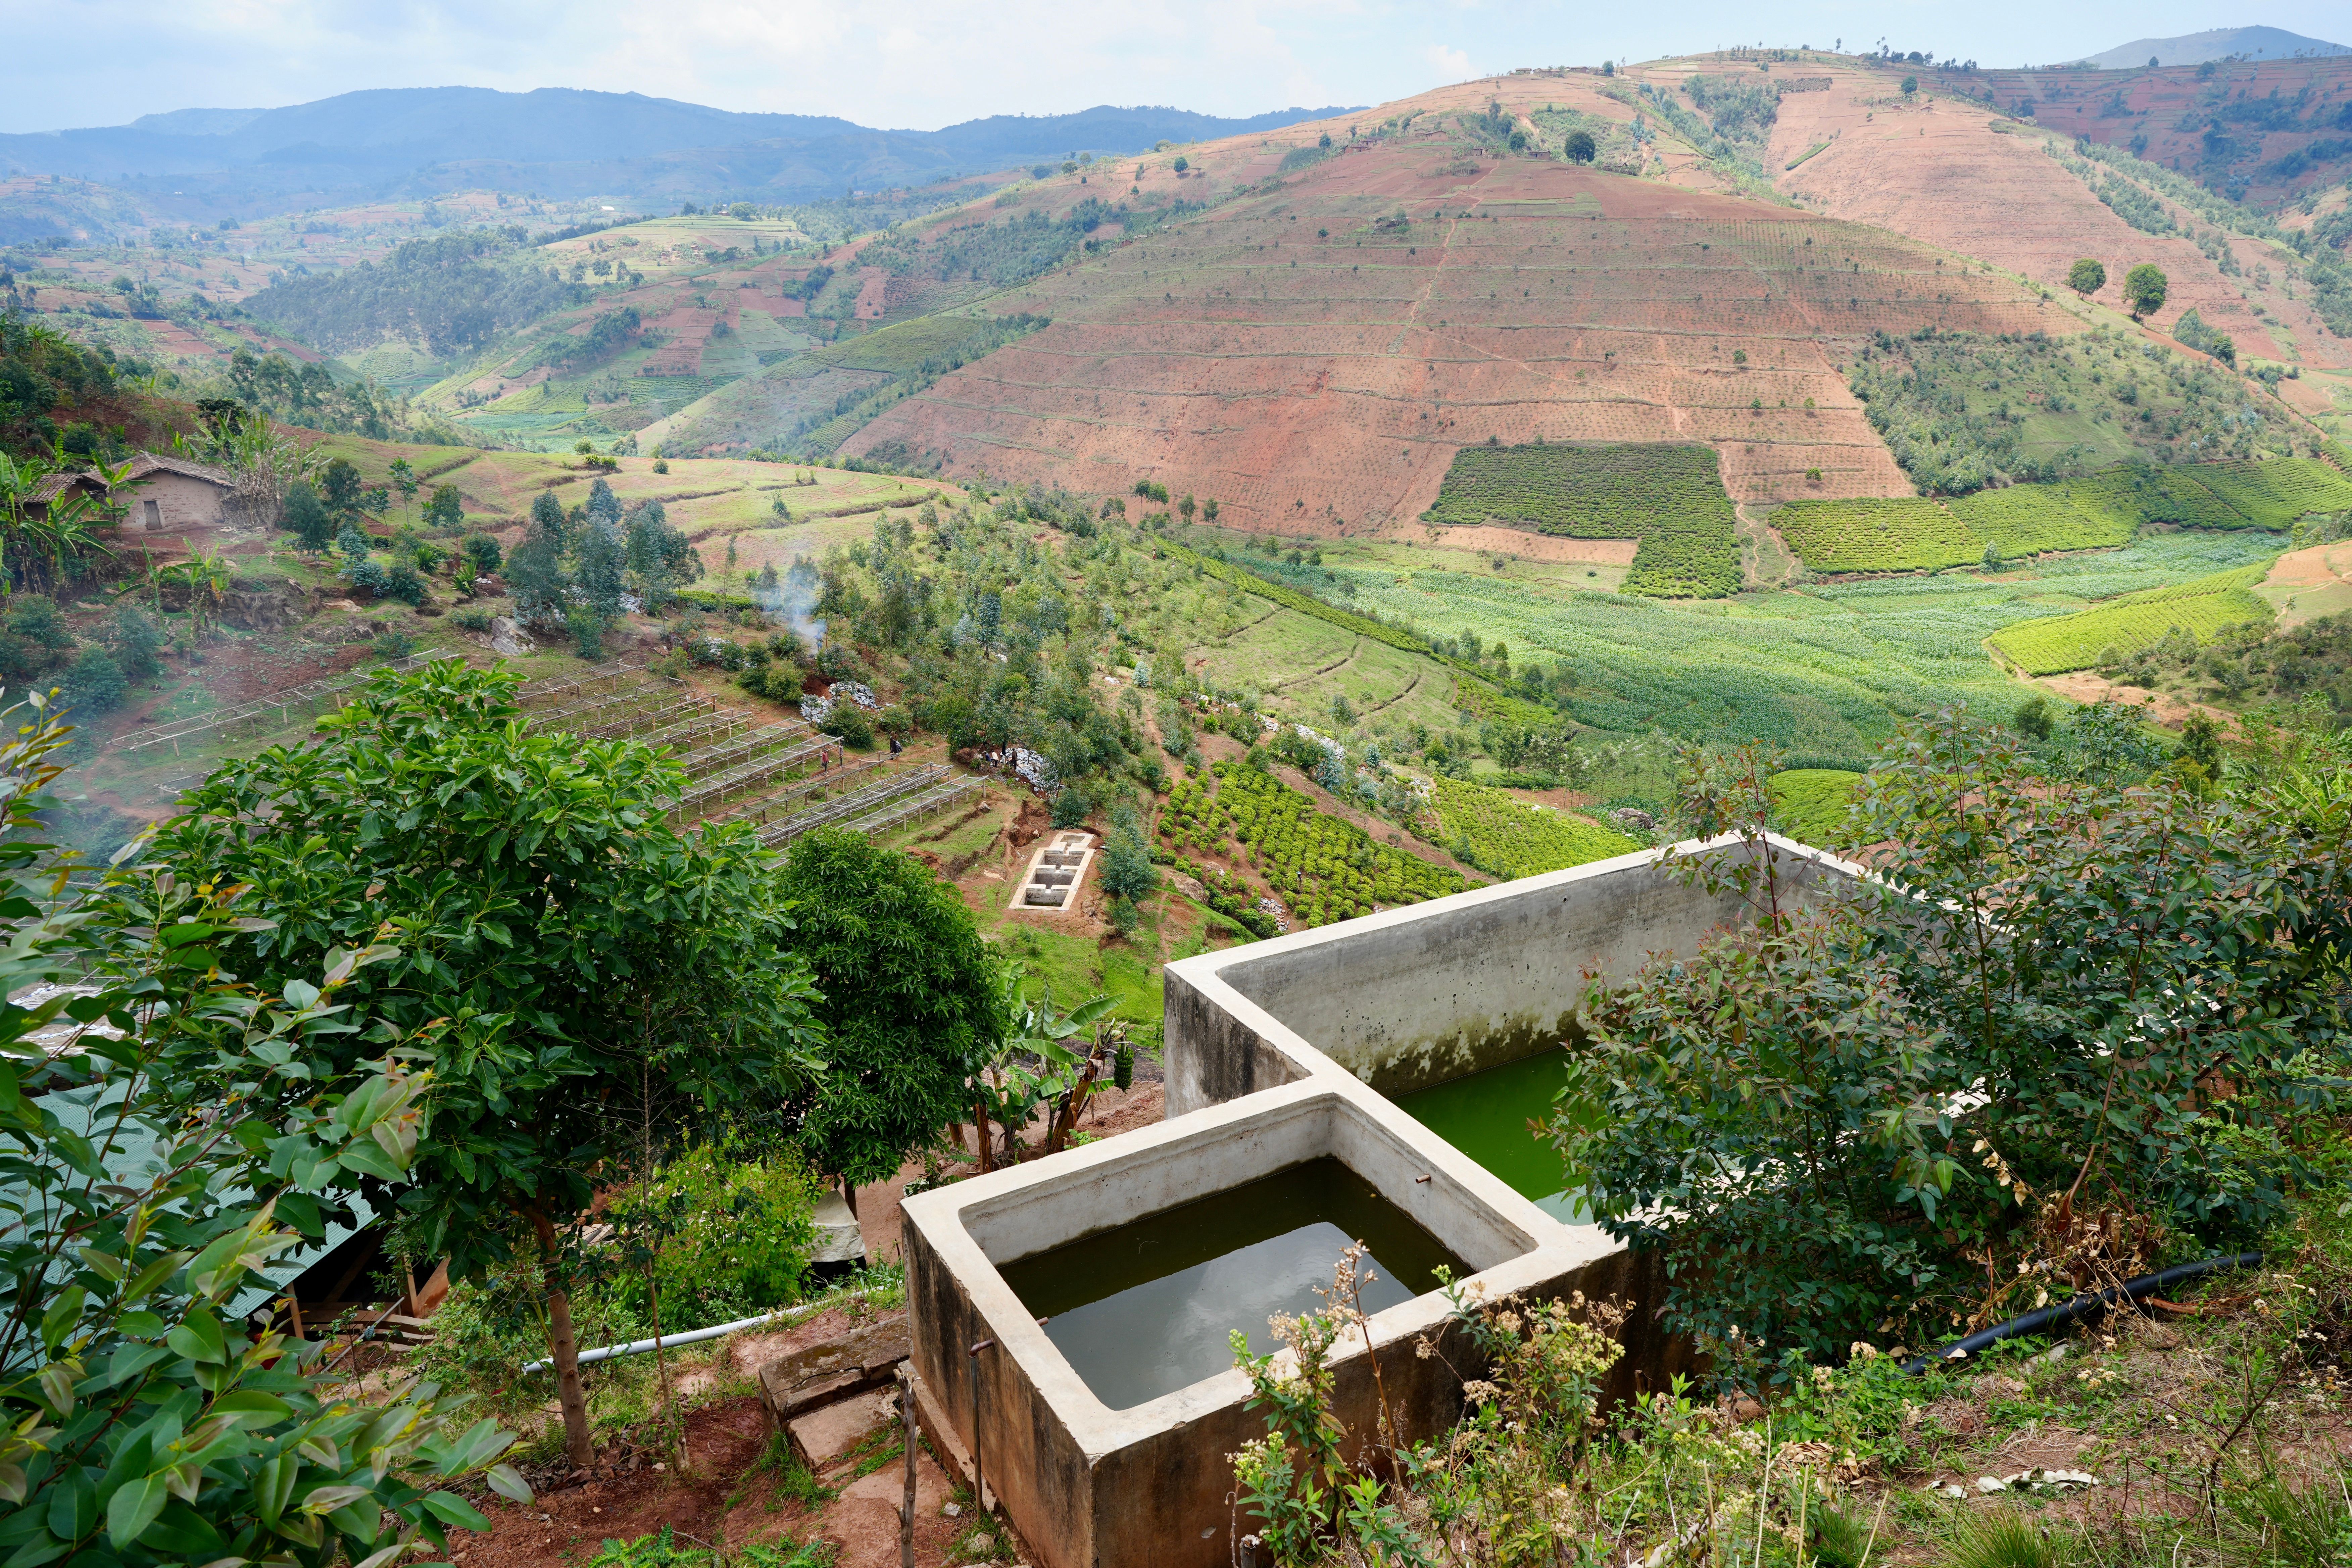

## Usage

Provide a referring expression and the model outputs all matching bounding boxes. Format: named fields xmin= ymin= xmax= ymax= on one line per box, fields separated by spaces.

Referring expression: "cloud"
xmin=1422 ymin=42 xmax=1473 ymax=81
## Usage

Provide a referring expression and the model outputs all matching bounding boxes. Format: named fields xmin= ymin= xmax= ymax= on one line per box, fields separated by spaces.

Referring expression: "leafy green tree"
xmin=142 ymin=662 xmax=828 ymax=1466
xmin=0 ymin=697 xmax=531 ymax=1568
xmin=2123 ymin=261 xmax=2168 ymax=318
xmin=387 ymin=454 xmax=419 ymax=521
xmin=1564 ymin=130 xmax=1598 ymax=163
xmin=576 ymin=516 xmax=625 ymax=617
xmin=530 ymin=488 xmax=569 ymax=553
xmin=504 ymin=530 xmax=566 ymax=624
xmin=317 ymin=457 xmax=363 ymax=520
xmin=1901 ymin=74 xmax=1918 ymax=95
xmin=425 ymin=484 xmax=463 ymax=530
xmin=283 ymin=480 xmax=334 ymax=554
xmin=2065 ymin=257 xmax=2106 ymax=296
xmin=774 ymin=829 xmax=1002 ymax=1194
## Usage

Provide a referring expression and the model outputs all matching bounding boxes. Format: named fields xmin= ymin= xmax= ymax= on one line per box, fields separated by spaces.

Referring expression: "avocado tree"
xmin=2065 ymin=257 xmax=2106 ymax=296
xmin=773 ymin=829 xmax=1001 ymax=1199
xmin=2123 ymin=261 xmax=2168 ymax=319
xmin=142 ymin=662 xmax=828 ymax=1468
xmin=1565 ymin=130 xmax=1598 ymax=164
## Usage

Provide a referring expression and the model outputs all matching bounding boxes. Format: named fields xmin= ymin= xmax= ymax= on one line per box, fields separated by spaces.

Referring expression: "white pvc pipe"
xmin=522 ymin=1293 xmax=865 ymax=1375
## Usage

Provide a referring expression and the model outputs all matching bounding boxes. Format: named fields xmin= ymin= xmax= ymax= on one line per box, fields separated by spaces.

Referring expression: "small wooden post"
xmin=968 ymin=1338 xmax=993 ymax=1518
xmin=899 ymin=1366 xmax=917 ymax=1568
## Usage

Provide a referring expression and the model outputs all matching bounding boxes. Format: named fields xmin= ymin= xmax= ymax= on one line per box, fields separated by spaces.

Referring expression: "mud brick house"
xmin=27 ymin=452 xmax=236 ymax=560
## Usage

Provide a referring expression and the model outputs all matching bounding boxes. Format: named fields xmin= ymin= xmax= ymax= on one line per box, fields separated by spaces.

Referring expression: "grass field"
xmin=1985 ymin=564 xmax=2275 ymax=674
xmin=1421 ymin=443 xmax=1741 ymax=598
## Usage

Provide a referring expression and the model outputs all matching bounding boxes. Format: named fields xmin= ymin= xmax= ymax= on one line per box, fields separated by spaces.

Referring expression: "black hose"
xmin=1902 ymin=1251 xmax=2262 ymax=1375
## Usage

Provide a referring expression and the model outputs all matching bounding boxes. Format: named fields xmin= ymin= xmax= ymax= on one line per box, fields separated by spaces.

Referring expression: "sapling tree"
xmin=141 ymin=662 xmax=827 ymax=1467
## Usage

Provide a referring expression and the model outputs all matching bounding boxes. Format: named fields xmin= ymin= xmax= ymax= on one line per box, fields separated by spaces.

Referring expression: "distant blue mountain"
xmin=2080 ymin=25 xmax=2348 ymax=68
xmin=0 ymin=87 xmax=1354 ymax=209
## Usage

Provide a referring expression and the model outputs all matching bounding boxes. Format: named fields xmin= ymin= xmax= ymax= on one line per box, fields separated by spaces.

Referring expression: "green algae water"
xmin=998 ymin=1156 xmax=1464 ymax=1411
xmin=1393 ymin=1050 xmax=1591 ymax=1224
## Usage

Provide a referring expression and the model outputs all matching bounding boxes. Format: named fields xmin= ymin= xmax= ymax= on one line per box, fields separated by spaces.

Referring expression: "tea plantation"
xmin=1422 ymin=442 xmax=1741 ymax=598
xmin=1160 ymin=761 xmax=1463 ymax=927
xmin=1768 ymin=768 xmax=1864 ymax=848
xmin=1773 ymin=459 xmax=2352 ymax=576
xmin=1986 ymin=564 xmax=2274 ymax=674
xmin=1772 ymin=498 xmax=1976 ymax=574
xmin=1426 ymin=776 xmax=1639 ymax=880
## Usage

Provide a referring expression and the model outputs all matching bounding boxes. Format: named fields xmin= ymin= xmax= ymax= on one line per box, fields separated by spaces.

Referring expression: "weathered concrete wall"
xmin=900 ymin=1086 xmax=1631 ymax=1568
xmin=1176 ymin=837 xmax=1860 ymax=1098
xmin=902 ymin=834 xmax=1866 ymax=1568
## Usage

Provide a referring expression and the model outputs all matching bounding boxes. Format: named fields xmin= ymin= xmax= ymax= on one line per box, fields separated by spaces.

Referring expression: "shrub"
xmin=383 ymin=562 xmax=429 ymax=606
xmin=605 ymin=1140 xmax=822 ymax=1332
xmin=110 ymin=603 xmax=165 ymax=680
xmin=822 ymin=703 xmax=875 ymax=747
xmin=452 ymin=606 xmax=494 ymax=634
xmin=57 ymin=643 xmax=125 ymax=714
xmin=1557 ymin=725 xmax=2352 ymax=1359
xmin=461 ymin=532 xmax=503 ymax=577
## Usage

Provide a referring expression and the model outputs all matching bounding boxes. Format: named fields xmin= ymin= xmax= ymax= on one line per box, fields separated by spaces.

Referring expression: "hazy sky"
xmin=10 ymin=0 xmax=2350 ymax=135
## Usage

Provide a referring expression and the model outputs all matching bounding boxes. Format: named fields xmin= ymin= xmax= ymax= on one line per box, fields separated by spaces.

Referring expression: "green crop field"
xmin=1774 ymin=460 xmax=2335 ymax=577
xmin=2060 ymin=466 xmax=2247 ymax=530
xmin=1294 ymin=530 xmax=2283 ymax=762
xmin=1160 ymin=762 xmax=1465 ymax=927
xmin=1770 ymin=769 xmax=1865 ymax=848
xmin=1949 ymin=483 xmax=2136 ymax=557
xmin=1986 ymin=565 xmax=2274 ymax=674
xmin=1421 ymin=442 xmax=1741 ymax=599
xmin=1772 ymin=498 xmax=1978 ymax=573
xmin=2188 ymin=458 xmax=2352 ymax=529
xmin=1426 ymin=777 xmax=1639 ymax=879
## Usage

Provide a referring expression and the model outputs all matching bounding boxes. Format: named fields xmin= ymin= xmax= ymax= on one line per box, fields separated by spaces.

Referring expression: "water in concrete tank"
xmin=998 ymin=1156 xmax=1464 ymax=1410
xmin=1393 ymin=1049 xmax=1591 ymax=1223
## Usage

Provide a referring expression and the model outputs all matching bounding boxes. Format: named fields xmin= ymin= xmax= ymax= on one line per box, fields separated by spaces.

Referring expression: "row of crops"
xmin=1768 ymin=769 xmax=1864 ymax=849
xmin=1424 ymin=776 xmax=1639 ymax=880
xmin=1421 ymin=442 xmax=1742 ymax=599
xmin=1984 ymin=565 xmax=2274 ymax=674
xmin=1774 ymin=458 xmax=2352 ymax=575
xmin=1160 ymin=762 xmax=1464 ymax=928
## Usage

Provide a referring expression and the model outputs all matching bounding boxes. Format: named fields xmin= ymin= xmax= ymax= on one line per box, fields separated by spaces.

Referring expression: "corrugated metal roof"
xmin=17 ymin=1080 xmax=372 ymax=1324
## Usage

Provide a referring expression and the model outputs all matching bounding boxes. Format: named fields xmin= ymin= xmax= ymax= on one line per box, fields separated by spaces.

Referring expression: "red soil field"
xmin=1723 ymin=56 xmax=2348 ymax=370
xmin=1966 ymin=57 xmax=2352 ymax=203
xmin=841 ymin=77 xmax=2065 ymax=530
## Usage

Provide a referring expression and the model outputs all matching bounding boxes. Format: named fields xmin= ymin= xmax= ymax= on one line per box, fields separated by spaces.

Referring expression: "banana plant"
xmin=0 ymin=448 xmax=128 ymax=596
xmin=968 ymin=966 xmax=1118 ymax=1169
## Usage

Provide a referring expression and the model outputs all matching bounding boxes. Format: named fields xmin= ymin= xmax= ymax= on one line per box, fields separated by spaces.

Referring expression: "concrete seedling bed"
xmin=1010 ymin=829 xmax=1097 ymax=911
xmin=902 ymin=834 xmax=1863 ymax=1568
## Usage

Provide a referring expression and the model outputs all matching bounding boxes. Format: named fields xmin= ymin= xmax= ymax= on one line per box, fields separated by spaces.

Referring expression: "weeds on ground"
xmin=1226 ymin=1146 xmax=2352 ymax=1568
xmin=585 ymin=1524 xmax=833 ymax=1567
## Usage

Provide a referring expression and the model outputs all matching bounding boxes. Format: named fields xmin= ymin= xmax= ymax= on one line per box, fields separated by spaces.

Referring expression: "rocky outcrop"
xmin=489 ymin=616 xmax=535 ymax=657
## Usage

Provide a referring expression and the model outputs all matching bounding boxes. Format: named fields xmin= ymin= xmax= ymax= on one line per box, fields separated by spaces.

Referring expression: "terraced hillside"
xmin=1725 ymin=53 xmax=2350 ymax=370
xmin=837 ymin=74 xmax=2069 ymax=529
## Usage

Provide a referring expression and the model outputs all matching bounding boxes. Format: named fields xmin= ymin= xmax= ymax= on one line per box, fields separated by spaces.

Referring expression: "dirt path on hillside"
xmin=2030 ymin=669 xmax=2234 ymax=730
